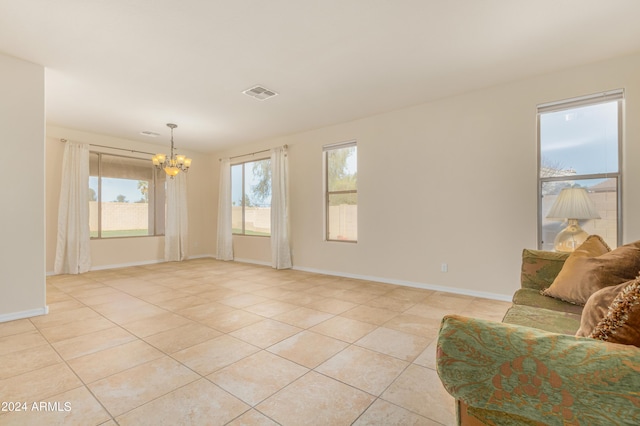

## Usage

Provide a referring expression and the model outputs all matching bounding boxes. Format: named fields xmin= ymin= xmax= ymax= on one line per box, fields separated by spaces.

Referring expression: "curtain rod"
xmin=60 ymin=138 xmax=288 ymax=160
xmin=60 ymin=139 xmax=155 ymax=156
xmin=220 ymin=144 xmax=288 ymax=161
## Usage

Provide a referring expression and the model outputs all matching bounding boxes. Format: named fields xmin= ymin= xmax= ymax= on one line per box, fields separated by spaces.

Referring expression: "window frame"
xmin=324 ymin=140 xmax=358 ymax=243
xmin=89 ymin=151 xmax=165 ymax=239
xmin=231 ymin=157 xmax=272 ymax=237
xmin=536 ymin=90 xmax=623 ymax=250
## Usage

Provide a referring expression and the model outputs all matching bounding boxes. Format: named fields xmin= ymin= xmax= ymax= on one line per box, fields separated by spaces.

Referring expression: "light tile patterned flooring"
xmin=0 ymin=259 xmax=511 ymax=425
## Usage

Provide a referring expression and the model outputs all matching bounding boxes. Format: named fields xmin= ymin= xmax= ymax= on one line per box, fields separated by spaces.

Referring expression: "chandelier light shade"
xmin=152 ymin=123 xmax=192 ymax=178
xmin=546 ymin=186 xmax=601 ymax=252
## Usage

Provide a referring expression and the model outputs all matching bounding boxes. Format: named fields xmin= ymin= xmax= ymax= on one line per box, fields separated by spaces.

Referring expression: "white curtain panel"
xmin=270 ymin=146 xmax=292 ymax=269
xmin=165 ymin=172 xmax=188 ymax=261
xmin=54 ymin=142 xmax=91 ymax=274
xmin=216 ymin=158 xmax=234 ymax=261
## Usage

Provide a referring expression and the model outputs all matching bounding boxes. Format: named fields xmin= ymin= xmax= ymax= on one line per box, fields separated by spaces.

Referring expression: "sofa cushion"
xmin=576 ymin=281 xmax=630 ymax=337
xmin=513 ymin=288 xmax=583 ymax=315
xmin=590 ymin=279 xmax=640 ymax=347
xmin=502 ymin=304 xmax=581 ymax=335
xmin=520 ymin=249 xmax=569 ymax=291
xmin=542 ymin=236 xmax=640 ymax=305
xmin=437 ymin=315 xmax=640 ymax=426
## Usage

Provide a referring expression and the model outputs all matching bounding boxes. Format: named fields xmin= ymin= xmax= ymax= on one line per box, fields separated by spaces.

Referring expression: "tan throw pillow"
xmin=576 ymin=281 xmax=630 ymax=337
xmin=542 ymin=235 xmax=609 ymax=304
xmin=590 ymin=279 xmax=640 ymax=347
xmin=543 ymin=236 xmax=640 ymax=305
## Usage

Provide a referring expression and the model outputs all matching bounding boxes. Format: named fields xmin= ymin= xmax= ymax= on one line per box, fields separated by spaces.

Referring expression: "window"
xmin=324 ymin=141 xmax=357 ymax=242
xmin=89 ymin=153 xmax=166 ymax=238
xmin=538 ymin=90 xmax=623 ymax=250
xmin=231 ymin=158 xmax=271 ymax=236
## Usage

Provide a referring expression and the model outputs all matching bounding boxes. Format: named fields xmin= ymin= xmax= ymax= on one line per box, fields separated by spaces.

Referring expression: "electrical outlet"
xmin=441 ymin=263 xmax=448 ymax=273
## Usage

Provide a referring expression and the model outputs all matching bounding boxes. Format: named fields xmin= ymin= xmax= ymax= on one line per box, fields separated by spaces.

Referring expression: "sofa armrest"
xmin=436 ymin=315 xmax=640 ymax=425
xmin=520 ymin=249 xmax=568 ymax=291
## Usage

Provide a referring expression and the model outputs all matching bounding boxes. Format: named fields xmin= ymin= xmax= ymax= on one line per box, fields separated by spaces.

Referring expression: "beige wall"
xmin=0 ymin=53 xmax=46 ymax=321
xmin=45 ymin=126 xmax=216 ymax=272
xmin=39 ymin=51 xmax=640 ymax=300
xmin=214 ymin=51 xmax=640 ymax=300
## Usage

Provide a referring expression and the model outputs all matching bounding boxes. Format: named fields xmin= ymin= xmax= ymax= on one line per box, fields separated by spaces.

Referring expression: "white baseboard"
xmin=234 ymin=257 xmax=272 ymax=267
xmin=188 ymin=254 xmax=216 ymax=260
xmin=206 ymin=255 xmax=512 ymax=301
xmin=292 ymin=265 xmax=512 ymax=302
xmin=89 ymin=259 xmax=165 ymax=271
xmin=46 ymin=254 xmax=217 ymax=276
xmin=0 ymin=306 xmax=49 ymax=323
xmin=46 ymin=260 xmax=164 ymax=276
xmin=45 ymin=255 xmax=511 ymax=302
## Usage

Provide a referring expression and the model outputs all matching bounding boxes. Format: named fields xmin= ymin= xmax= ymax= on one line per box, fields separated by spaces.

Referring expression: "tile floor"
xmin=0 ymin=259 xmax=511 ymax=425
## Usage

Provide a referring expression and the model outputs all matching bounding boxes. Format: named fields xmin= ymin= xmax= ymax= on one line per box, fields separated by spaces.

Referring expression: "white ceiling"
xmin=1 ymin=0 xmax=640 ymax=153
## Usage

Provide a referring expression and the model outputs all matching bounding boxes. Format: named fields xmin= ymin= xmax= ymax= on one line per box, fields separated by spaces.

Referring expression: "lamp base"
xmin=553 ymin=219 xmax=589 ymax=253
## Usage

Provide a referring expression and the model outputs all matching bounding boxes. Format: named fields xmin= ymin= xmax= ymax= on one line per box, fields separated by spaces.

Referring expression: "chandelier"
xmin=152 ymin=123 xmax=192 ymax=178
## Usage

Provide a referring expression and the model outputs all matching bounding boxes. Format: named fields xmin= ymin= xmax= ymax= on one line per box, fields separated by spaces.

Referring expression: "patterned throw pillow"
xmin=543 ymin=236 xmax=640 ymax=305
xmin=590 ymin=279 xmax=640 ymax=347
xmin=575 ymin=281 xmax=630 ymax=337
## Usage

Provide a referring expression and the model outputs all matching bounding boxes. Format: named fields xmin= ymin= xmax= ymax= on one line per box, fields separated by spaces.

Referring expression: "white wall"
xmin=0 ymin=53 xmax=46 ymax=321
xmin=45 ymin=126 xmax=216 ymax=272
xmin=214 ymin=51 xmax=640 ymax=300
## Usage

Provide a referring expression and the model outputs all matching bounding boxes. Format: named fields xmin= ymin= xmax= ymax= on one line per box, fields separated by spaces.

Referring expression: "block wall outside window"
xmin=89 ymin=152 xmax=165 ymax=238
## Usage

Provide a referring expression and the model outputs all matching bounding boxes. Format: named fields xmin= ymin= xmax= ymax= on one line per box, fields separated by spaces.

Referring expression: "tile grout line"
xmin=20 ymin=258 xmax=496 ymax=424
xmin=26 ymin=308 xmax=119 ymax=425
xmin=48 ymin=277 xmax=264 ymax=422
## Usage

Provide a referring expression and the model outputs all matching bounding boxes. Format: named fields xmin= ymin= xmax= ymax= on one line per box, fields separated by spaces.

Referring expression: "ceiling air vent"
xmin=242 ymin=85 xmax=278 ymax=101
xmin=140 ymin=131 xmax=160 ymax=137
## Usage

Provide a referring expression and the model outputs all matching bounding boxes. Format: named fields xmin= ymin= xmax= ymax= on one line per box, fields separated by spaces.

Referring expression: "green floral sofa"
xmin=436 ymin=249 xmax=640 ymax=425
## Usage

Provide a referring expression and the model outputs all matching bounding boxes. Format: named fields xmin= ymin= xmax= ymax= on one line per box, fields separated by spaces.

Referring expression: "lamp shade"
xmin=546 ymin=187 xmax=601 ymax=220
